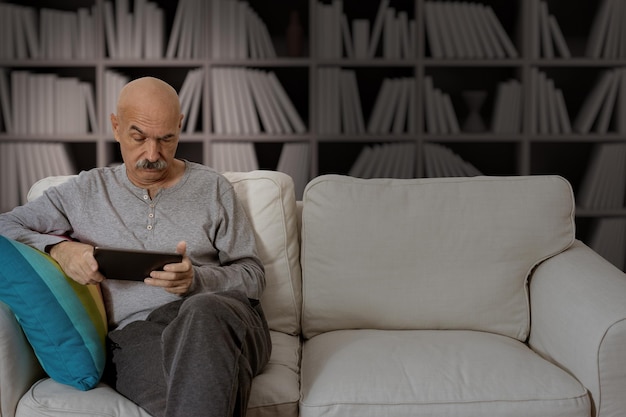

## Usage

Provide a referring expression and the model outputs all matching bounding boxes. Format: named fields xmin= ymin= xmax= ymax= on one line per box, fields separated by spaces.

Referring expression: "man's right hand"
xmin=49 ymin=241 xmax=105 ymax=285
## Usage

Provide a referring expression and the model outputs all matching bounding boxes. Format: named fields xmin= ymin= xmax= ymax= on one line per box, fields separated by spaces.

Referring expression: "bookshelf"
xmin=1 ymin=0 xmax=626 ymax=269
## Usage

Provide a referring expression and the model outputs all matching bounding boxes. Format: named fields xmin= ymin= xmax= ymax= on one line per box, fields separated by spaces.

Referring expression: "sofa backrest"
xmin=300 ymin=175 xmax=576 ymax=341
xmin=28 ymin=170 xmax=302 ymax=336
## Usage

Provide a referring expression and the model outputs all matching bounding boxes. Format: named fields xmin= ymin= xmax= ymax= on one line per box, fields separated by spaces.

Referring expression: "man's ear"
xmin=110 ymin=113 xmax=120 ymax=142
xmin=179 ymin=113 xmax=184 ymax=129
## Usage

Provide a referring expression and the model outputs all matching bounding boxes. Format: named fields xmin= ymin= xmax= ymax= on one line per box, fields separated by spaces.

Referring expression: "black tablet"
xmin=93 ymin=247 xmax=183 ymax=281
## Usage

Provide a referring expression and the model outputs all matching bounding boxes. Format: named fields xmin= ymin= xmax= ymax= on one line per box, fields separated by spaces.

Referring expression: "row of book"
xmin=316 ymin=0 xmax=416 ymax=60
xmin=424 ymin=1 xmax=517 ymax=59
xmin=0 ymin=3 xmax=98 ymax=61
xmin=529 ymin=69 xmax=571 ymax=134
xmin=348 ymin=142 xmax=481 ymax=179
xmin=211 ymin=67 xmax=305 ymax=135
xmin=586 ymin=0 xmax=626 ymax=59
xmin=530 ymin=0 xmax=571 ymax=59
xmin=0 ymin=142 xmax=75 ymax=213
xmin=211 ymin=142 xmax=309 ymax=199
xmin=573 ymin=68 xmax=626 ymax=134
xmin=209 ymin=0 xmax=275 ymax=60
xmin=423 ymin=76 xmax=460 ymax=134
xmin=0 ymin=70 xmax=97 ymax=135
xmin=103 ymin=0 xmax=164 ymax=59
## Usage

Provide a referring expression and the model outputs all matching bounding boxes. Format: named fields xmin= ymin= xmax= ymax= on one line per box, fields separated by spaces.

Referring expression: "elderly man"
xmin=0 ymin=76 xmax=271 ymax=417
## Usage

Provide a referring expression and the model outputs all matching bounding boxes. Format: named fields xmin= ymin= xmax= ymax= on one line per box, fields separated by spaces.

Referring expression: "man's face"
xmin=112 ymin=106 xmax=182 ymax=185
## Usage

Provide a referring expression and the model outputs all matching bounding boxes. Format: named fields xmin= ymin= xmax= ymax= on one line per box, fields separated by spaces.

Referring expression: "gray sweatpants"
xmin=105 ymin=290 xmax=272 ymax=417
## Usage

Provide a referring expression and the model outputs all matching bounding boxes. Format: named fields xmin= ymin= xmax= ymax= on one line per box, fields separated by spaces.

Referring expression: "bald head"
xmin=116 ymin=76 xmax=181 ymax=120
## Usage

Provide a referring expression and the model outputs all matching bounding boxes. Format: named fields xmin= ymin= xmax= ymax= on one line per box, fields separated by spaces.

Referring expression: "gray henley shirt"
xmin=0 ymin=161 xmax=265 ymax=329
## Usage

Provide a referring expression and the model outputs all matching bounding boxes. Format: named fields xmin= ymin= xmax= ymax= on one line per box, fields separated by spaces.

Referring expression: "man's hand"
xmin=49 ymin=241 xmax=104 ymax=285
xmin=145 ymin=241 xmax=193 ymax=295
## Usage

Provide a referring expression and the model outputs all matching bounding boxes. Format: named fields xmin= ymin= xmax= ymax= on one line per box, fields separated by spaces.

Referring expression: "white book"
xmin=475 ymin=4 xmax=505 ymax=58
xmin=349 ymin=146 xmax=373 ymax=178
xmin=424 ymin=3 xmax=442 ymax=58
xmin=352 ymin=19 xmax=370 ymax=59
xmin=539 ymin=1 xmax=553 ymax=58
xmin=380 ymin=79 xmax=402 ymax=133
xmin=466 ymin=3 xmax=494 ymax=58
xmin=237 ymin=68 xmax=260 ymax=134
xmin=528 ymin=0 xmax=540 ymax=59
xmin=235 ymin=2 xmax=248 ymax=59
xmin=595 ymin=71 xmax=619 ymax=133
xmin=346 ymin=70 xmax=365 ymax=134
xmin=248 ymin=70 xmax=278 ymax=134
xmin=103 ymin=1 xmax=117 ymax=58
xmin=341 ymin=13 xmax=354 ymax=58
xmin=491 ymin=81 xmax=506 ymax=133
xmin=546 ymin=78 xmax=560 ymax=134
xmin=618 ymin=68 xmax=626 ymax=134
xmin=0 ymin=68 xmax=12 ymax=133
xmin=431 ymin=2 xmax=455 ymax=58
xmin=577 ymin=145 xmax=608 ymax=208
xmin=458 ymin=3 xmax=483 ymax=58
xmin=367 ymin=0 xmax=389 ymax=58
xmin=115 ymin=0 xmax=130 ymax=58
xmin=397 ymin=11 xmax=412 ymax=59
xmin=267 ymin=72 xmax=306 ymax=134
xmin=574 ymin=70 xmax=615 ymax=134
xmin=433 ymin=88 xmax=448 ymax=134
xmin=367 ymin=78 xmax=392 ymax=133
xmin=407 ymin=78 xmax=416 ymax=134
xmin=132 ymin=0 xmax=145 ymax=58
xmin=602 ymin=0 xmax=621 ymax=59
xmin=585 ymin=0 xmax=613 ymax=58
xmin=483 ymin=5 xmax=517 ymax=58
xmin=548 ymin=14 xmax=571 ymax=58
xmin=442 ymin=93 xmax=460 ymax=134
xmin=222 ymin=68 xmax=239 ymax=134
xmin=554 ymin=88 xmax=572 ymax=134
xmin=20 ymin=6 xmax=39 ymax=59
xmin=12 ymin=6 xmax=28 ymax=60
xmin=0 ymin=4 xmax=13 ymax=60
xmin=166 ymin=0 xmax=187 ymax=58
xmin=260 ymin=71 xmax=292 ymax=133
xmin=211 ymin=69 xmax=225 ymax=134
xmin=446 ymin=2 xmax=470 ymax=58
xmin=392 ymin=78 xmax=410 ymax=134
xmin=537 ymin=71 xmax=549 ymax=134
xmin=423 ymin=76 xmax=438 ymax=133
xmin=82 ymin=82 xmax=98 ymax=133
xmin=277 ymin=143 xmax=309 ymax=199
xmin=339 ymin=71 xmax=355 ymax=134
xmin=383 ymin=8 xmax=399 ymax=60
xmin=186 ymin=69 xmax=204 ymax=134
xmin=230 ymin=68 xmax=251 ymax=134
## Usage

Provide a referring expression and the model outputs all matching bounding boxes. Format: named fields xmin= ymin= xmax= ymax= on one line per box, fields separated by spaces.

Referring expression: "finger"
xmin=176 ymin=241 xmax=187 ymax=256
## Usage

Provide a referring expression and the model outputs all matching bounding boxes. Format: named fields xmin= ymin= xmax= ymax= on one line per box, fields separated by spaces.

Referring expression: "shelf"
xmin=1 ymin=0 xmax=626 ymax=269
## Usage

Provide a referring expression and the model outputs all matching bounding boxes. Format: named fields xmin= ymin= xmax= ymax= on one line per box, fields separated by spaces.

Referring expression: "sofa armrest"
xmin=529 ymin=240 xmax=626 ymax=417
xmin=0 ymin=302 xmax=45 ymax=417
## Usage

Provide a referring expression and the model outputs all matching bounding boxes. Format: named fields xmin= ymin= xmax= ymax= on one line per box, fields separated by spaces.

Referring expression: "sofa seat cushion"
xmin=300 ymin=330 xmax=590 ymax=417
xmin=17 ymin=331 xmax=300 ymax=417
xmin=301 ymin=175 xmax=575 ymax=340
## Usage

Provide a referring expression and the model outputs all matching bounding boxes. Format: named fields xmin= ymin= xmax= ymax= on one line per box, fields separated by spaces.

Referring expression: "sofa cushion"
xmin=301 ymin=175 xmax=575 ymax=340
xmin=17 ymin=331 xmax=300 ymax=417
xmin=223 ymin=171 xmax=302 ymax=335
xmin=300 ymin=330 xmax=590 ymax=417
xmin=0 ymin=236 xmax=107 ymax=391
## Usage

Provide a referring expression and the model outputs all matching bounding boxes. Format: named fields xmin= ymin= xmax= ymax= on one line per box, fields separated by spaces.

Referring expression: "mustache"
xmin=136 ymin=159 xmax=167 ymax=170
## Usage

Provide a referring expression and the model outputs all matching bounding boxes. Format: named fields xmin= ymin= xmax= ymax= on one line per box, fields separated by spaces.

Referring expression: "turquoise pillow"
xmin=0 ymin=236 xmax=107 ymax=390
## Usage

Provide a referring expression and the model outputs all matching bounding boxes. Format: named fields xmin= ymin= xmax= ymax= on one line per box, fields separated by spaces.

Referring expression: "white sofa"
xmin=1 ymin=171 xmax=626 ymax=417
